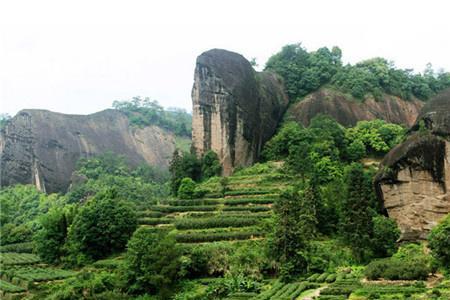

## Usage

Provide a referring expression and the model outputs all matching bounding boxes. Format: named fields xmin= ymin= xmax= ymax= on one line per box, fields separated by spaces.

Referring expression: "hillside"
xmin=287 ymin=87 xmax=423 ymax=127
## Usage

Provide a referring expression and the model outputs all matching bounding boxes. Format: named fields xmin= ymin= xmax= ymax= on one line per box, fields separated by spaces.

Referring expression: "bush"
xmin=174 ymin=217 xmax=260 ymax=230
xmin=175 ymin=230 xmax=263 ymax=243
xmin=364 ymin=257 xmax=430 ymax=280
xmin=123 ymin=227 xmax=182 ymax=297
xmin=178 ymin=178 xmax=197 ymax=199
xmin=66 ymin=190 xmax=137 ymax=262
xmin=428 ymin=214 xmax=450 ymax=268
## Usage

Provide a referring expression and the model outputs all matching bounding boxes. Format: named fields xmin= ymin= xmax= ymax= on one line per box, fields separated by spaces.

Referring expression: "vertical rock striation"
xmin=0 ymin=109 xmax=176 ymax=193
xmin=191 ymin=49 xmax=289 ymax=175
xmin=375 ymin=89 xmax=450 ymax=240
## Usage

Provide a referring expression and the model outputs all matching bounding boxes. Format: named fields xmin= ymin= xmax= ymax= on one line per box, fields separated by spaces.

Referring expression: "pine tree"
xmin=340 ymin=163 xmax=374 ymax=261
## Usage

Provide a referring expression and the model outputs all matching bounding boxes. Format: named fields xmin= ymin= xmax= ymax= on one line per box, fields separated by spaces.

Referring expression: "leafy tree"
xmin=340 ymin=163 xmax=374 ymax=261
xmin=177 ymin=177 xmax=197 ymax=199
xmin=371 ymin=215 xmax=400 ymax=257
xmin=201 ymin=150 xmax=222 ymax=180
xmin=34 ymin=207 xmax=70 ymax=264
xmin=265 ymin=44 xmax=341 ymax=100
xmin=123 ymin=228 xmax=182 ymax=298
xmin=0 ymin=113 xmax=11 ymax=129
xmin=67 ymin=189 xmax=137 ymax=262
xmin=269 ymin=186 xmax=317 ymax=280
xmin=428 ymin=214 xmax=450 ymax=268
xmin=169 ymin=150 xmax=201 ymax=195
xmin=262 ymin=121 xmax=305 ymax=160
xmin=113 ymin=97 xmax=192 ymax=137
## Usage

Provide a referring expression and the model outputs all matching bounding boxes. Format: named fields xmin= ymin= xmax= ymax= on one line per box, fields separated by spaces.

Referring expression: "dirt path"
xmin=300 ymin=286 xmax=326 ymax=300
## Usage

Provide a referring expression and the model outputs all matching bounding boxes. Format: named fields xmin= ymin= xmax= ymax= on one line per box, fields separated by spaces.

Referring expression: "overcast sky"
xmin=1 ymin=0 xmax=449 ymax=116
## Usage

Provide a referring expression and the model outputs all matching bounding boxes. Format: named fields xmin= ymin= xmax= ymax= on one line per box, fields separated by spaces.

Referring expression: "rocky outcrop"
xmin=191 ymin=49 xmax=289 ymax=175
xmin=288 ymin=88 xmax=423 ymax=127
xmin=0 ymin=109 xmax=176 ymax=193
xmin=375 ymin=89 xmax=450 ymax=240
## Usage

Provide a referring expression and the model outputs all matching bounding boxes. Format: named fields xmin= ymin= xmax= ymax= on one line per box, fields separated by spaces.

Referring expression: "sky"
xmin=1 ymin=0 xmax=449 ymax=116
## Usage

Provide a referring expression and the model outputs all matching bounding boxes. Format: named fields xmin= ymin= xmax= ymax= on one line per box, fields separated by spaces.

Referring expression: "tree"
xmin=34 ymin=207 xmax=69 ymax=264
xmin=371 ymin=215 xmax=400 ymax=257
xmin=201 ymin=150 xmax=222 ymax=179
xmin=67 ymin=189 xmax=137 ymax=262
xmin=123 ymin=228 xmax=182 ymax=298
xmin=169 ymin=150 xmax=201 ymax=195
xmin=428 ymin=214 xmax=450 ymax=268
xmin=269 ymin=186 xmax=317 ymax=280
xmin=340 ymin=163 xmax=374 ymax=261
xmin=177 ymin=177 xmax=197 ymax=199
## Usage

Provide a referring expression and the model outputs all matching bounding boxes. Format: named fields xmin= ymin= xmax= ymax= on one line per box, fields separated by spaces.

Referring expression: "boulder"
xmin=375 ymin=88 xmax=450 ymax=240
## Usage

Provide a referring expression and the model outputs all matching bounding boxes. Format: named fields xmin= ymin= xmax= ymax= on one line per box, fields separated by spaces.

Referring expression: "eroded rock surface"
xmin=288 ymin=88 xmax=423 ymax=127
xmin=0 ymin=109 xmax=176 ymax=193
xmin=192 ymin=49 xmax=289 ymax=174
xmin=375 ymin=89 xmax=450 ymax=240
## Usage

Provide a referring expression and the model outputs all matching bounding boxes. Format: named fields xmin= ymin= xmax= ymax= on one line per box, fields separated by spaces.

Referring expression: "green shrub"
xmin=175 ymin=231 xmax=263 ymax=243
xmin=364 ymin=256 xmax=430 ymax=280
xmin=174 ymin=217 xmax=260 ymax=230
xmin=66 ymin=189 xmax=137 ymax=262
xmin=428 ymin=214 xmax=450 ymax=268
xmin=316 ymin=273 xmax=329 ymax=283
xmin=123 ymin=227 xmax=182 ymax=297
xmin=178 ymin=178 xmax=197 ymax=199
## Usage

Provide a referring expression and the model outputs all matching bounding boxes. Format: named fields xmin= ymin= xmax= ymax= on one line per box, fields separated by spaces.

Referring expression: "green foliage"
xmin=201 ymin=151 xmax=222 ymax=180
xmin=365 ymin=243 xmax=433 ymax=280
xmin=169 ymin=150 xmax=201 ymax=195
xmin=34 ymin=207 xmax=72 ymax=264
xmin=269 ymin=186 xmax=317 ymax=280
xmin=340 ymin=163 xmax=375 ymax=261
xmin=123 ymin=227 xmax=182 ymax=297
xmin=43 ymin=271 xmax=125 ymax=300
xmin=66 ymin=189 xmax=137 ymax=263
xmin=0 ymin=252 xmax=40 ymax=265
xmin=113 ymin=96 xmax=192 ymax=137
xmin=345 ymin=120 xmax=405 ymax=156
xmin=428 ymin=214 xmax=450 ymax=268
xmin=0 ymin=279 xmax=26 ymax=293
xmin=267 ymin=44 xmax=450 ymax=102
xmin=174 ymin=216 xmax=260 ymax=230
xmin=371 ymin=215 xmax=400 ymax=257
xmin=305 ymin=240 xmax=355 ymax=273
xmin=178 ymin=177 xmax=197 ymax=199
xmin=265 ymin=43 xmax=342 ymax=100
xmin=0 ymin=185 xmax=63 ymax=245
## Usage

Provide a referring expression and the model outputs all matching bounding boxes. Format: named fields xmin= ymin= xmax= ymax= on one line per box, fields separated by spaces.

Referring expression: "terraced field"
xmin=136 ymin=163 xmax=293 ymax=246
xmin=0 ymin=244 xmax=77 ymax=299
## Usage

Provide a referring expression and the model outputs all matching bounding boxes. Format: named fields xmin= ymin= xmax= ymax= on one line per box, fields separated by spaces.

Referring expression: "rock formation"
xmin=191 ymin=49 xmax=289 ymax=175
xmin=288 ymin=88 xmax=423 ymax=127
xmin=0 ymin=109 xmax=176 ymax=193
xmin=375 ymin=89 xmax=450 ymax=240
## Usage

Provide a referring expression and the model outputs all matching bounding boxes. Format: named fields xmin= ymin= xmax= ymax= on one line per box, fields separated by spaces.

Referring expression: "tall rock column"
xmin=191 ymin=49 xmax=288 ymax=175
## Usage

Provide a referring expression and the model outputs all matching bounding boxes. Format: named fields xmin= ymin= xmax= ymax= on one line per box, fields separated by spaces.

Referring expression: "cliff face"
xmin=191 ymin=49 xmax=289 ymax=175
xmin=288 ymin=88 xmax=424 ymax=127
xmin=375 ymin=89 xmax=450 ymax=240
xmin=0 ymin=109 xmax=176 ymax=193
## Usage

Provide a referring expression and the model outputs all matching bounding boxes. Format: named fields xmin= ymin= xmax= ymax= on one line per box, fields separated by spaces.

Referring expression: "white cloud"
xmin=1 ymin=0 xmax=449 ymax=115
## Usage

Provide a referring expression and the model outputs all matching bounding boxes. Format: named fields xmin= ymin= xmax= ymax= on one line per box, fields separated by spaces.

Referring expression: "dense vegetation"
xmin=112 ymin=96 xmax=192 ymax=137
xmin=266 ymin=43 xmax=450 ymax=101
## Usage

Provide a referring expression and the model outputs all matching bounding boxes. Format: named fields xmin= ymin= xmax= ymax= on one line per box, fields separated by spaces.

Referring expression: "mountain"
xmin=0 ymin=109 xmax=176 ymax=193
xmin=191 ymin=49 xmax=289 ymax=175
xmin=375 ymin=88 xmax=450 ymax=240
